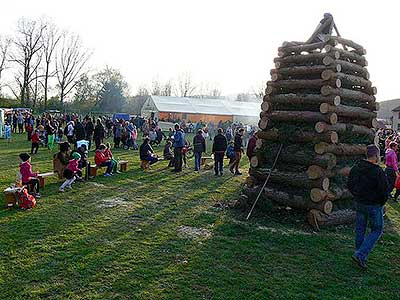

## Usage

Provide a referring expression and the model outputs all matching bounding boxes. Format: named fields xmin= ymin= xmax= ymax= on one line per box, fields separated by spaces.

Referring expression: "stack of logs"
xmin=245 ymin=36 xmax=377 ymax=228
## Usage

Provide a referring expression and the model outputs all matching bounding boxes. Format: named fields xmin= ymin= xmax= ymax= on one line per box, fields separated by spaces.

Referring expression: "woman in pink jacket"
xmin=19 ymin=153 xmax=40 ymax=198
xmin=385 ymin=141 xmax=399 ymax=199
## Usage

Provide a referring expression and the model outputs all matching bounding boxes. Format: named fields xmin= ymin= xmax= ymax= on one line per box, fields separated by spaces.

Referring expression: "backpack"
xmin=16 ymin=187 xmax=36 ymax=210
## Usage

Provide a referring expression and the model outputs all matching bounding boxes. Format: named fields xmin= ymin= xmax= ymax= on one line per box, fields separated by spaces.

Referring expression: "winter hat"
xmin=366 ymin=144 xmax=380 ymax=158
xmin=71 ymin=152 xmax=81 ymax=160
xmin=19 ymin=153 xmax=31 ymax=162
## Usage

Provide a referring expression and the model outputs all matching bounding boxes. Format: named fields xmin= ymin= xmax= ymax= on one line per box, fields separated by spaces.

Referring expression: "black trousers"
xmin=385 ymin=166 xmax=396 ymax=195
xmin=25 ymin=178 xmax=40 ymax=194
xmin=174 ymin=147 xmax=183 ymax=171
xmin=214 ymin=152 xmax=224 ymax=175
xmin=31 ymin=142 xmax=39 ymax=154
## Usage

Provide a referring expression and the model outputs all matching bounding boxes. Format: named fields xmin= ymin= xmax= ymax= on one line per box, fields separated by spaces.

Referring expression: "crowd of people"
xmin=9 ymin=110 xmax=257 ymax=197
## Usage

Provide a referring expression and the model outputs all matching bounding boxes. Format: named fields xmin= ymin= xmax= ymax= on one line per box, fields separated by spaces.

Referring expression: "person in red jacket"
xmin=94 ymin=144 xmax=115 ymax=177
xmin=31 ymin=129 xmax=40 ymax=154
xmin=246 ymin=133 xmax=257 ymax=162
xmin=59 ymin=152 xmax=82 ymax=192
xmin=19 ymin=153 xmax=40 ymax=198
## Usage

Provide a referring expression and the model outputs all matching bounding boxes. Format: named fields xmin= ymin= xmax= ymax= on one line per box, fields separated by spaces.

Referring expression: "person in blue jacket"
xmin=173 ymin=123 xmax=185 ymax=172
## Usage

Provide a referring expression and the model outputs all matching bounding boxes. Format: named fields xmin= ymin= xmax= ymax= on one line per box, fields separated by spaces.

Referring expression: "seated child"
xmin=163 ymin=139 xmax=174 ymax=167
xmin=71 ymin=144 xmax=90 ymax=180
xmin=19 ymin=153 xmax=40 ymax=198
xmin=105 ymin=142 xmax=120 ymax=174
xmin=59 ymin=152 xmax=82 ymax=192
xmin=95 ymin=144 xmax=116 ymax=177
xmin=139 ymin=137 xmax=158 ymax=165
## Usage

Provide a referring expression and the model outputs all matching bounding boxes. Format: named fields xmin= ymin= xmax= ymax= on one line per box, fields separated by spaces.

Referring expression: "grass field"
xmin=0 ymin=134 xmax=399 ymax=300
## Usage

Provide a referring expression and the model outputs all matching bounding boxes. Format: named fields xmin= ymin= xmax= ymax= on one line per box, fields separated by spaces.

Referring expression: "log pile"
xmin=244 ymin=34 xmax=377 ymax=228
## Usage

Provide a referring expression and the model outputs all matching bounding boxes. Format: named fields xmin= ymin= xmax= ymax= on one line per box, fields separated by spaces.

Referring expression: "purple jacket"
xmin=385 ymin=148 xmax=398 ymax=172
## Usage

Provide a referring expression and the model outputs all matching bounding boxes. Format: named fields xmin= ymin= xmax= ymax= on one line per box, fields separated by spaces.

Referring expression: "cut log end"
xmin=250 ymin=156 xmax=258 ymax=168
xmin=261 ymin=101 xmax=269 ymax=112
xmin=310 ymin=188 xmax=327 ymax=202
xmin=329 ymin=113 xmax=338 ymax=125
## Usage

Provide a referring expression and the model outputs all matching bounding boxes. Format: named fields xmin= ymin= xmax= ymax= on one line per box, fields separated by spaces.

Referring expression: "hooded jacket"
xmin=347 ymin=159 xmax=389 ymax=206
xmin=20 ymin=161 xmax=37 ymax=183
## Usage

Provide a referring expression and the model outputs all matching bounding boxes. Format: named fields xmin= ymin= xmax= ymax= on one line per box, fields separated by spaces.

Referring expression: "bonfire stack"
xmin=245 ymin=36 xmax=378 ymax=228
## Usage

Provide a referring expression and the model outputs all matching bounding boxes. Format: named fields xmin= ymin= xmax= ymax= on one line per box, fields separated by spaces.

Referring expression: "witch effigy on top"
xmin=244 ymin=14 xmax=378 ymax=228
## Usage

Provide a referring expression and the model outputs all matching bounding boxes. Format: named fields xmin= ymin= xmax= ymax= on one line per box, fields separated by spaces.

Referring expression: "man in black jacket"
xmin=347 ymin=144 xmax=388 ymax=270
xmin=212 ymin=128 xmax=227 ymax=176
xmin=139 ymin=137 xmax=158 ymax=165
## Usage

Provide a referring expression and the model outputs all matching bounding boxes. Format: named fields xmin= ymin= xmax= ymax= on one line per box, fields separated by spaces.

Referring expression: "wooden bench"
xmin=3 ymin=187 xmax=19 ymax=208
xmin=119 ymin=160 xmax=128 ymax=172
xmin=89 ymin=165 xmax=102 ymax=177
xmin=38 ymin=172 xmax=57 ymax=188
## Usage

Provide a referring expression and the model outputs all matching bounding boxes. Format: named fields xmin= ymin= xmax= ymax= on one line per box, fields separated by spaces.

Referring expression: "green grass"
xmin=0 ymin=134 xmax=399 ymax=300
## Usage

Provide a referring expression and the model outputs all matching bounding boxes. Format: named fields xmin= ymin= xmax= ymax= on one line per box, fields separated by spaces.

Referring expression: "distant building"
xmin=392 ymin=106 xmax=400 ymax=130
xmin=141 ymin=96 xmax=260 ymax=124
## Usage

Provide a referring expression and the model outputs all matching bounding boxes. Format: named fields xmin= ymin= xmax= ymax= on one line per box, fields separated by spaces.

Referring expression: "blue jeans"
xmin=145 ymin=155 xmax=158 ymax=165
xmin=194 ymin=152 xmax=202 ymax=171
xmin=354 ymin=202 xmax=384 ymax=262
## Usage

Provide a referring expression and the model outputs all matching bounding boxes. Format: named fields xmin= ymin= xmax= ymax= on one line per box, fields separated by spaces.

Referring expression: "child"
xmin=105 ymin=142 xmax=120 ymax=174
xmin=4 ymin=121 xmax=11 ymax=143
xmin=95 ymin=144 xmax=115 ymax=177
xmin=31 ymin=129 xmax=40 ymax=154
xmin=59 ymin=152 xmax=82 ymax=192
xmin=163 ymin=139 xmax=174 ymax=167
xmin=19 ymin=153 xmax=40 ymax=198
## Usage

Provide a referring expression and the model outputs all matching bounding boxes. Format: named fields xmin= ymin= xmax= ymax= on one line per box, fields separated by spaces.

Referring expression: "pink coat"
xmin=20 ymin=161 xmax=37 ymax=184
xmin=67 ymin=159 xmax=80 ymax=173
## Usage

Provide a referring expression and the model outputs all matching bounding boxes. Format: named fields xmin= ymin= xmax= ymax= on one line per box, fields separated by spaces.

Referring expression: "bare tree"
xmin=151 ymin=79 xmax=161 ymax=95
xmin=197 ymin=82 xmax=222 ymax=98
xmin=41 ymin=20 xmax=61 ymax=108
xmin=136 ymin=85 xmax=149 ymax=97
xmin=177 ymin=72 xmax=196 ymax=97
xmin=252 ymin=81 xmax=265 ymax=101
xmin=9 ymin=18 xmax=46 ymax=105
xmin=56 ymin=32 xmax=90 ymax=104
xmin=0 ymin=36 xmax=11 ymax=94
xmin=161 ymin=80 xmax=173 ymax=96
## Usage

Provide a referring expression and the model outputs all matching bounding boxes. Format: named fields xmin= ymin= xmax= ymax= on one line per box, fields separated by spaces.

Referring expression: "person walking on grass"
xmin=193 ymin=129 xmax=206 ymax=171
xmin=212 ymin=128 xmax=227 ymax=176
xmin=172 ymin=123 xmax=185 ymax=173
xmin=385 ymin=141 xmax=398 ymax=199
xmin=230 ymin=128 xmax=245 ymax=175
xmin=348 ymin=144 xmax=388 ymax=270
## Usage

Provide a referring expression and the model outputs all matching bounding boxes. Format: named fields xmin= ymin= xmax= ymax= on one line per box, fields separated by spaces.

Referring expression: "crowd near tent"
xmin=141 ymin=96 xmax=260 ymax=124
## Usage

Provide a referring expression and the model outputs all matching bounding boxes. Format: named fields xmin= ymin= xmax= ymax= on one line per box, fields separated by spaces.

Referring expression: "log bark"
xmin=310 ymin=186 xmax=352 ymax=202
xmin=320 ymin=86 xmax=375 ymax=103
xmin=331 ymin=59 xmax=370 ymax=80
xmin=321 ymin=70 xmax=372 ymax=89
xmin=270 ymin=64 xmax=341 ymax=81
xmin=307 ymin=165 xmax=335 ymax=179
xmin=331 ymin=37 xmax=366 ymax=55
xmin=267 ymin=79 xmax=341 ymax=90
xmin=258 ymin=117 xmax=269 ymax=130
xmin=274 ymin=52 xmax=340 ymax=69
xmin=263 ymin=187 xmax=333 ymax=214
xmin=278 ymin=40 xmax=337 ymax=56
xmin=256 ymin=129 xmax=338 ymax=144
xmin=315 ymin=122 xmax=375 ymax=139
xmin=264 ymin=94 xmax=341 ymax=106
xmin=319 ymin=103 xmax=377 ymax=120
xmin=339 ymin=117 xmax=378 ymax=128
xmin=249 ymin=168 xmax=330 ymax=190
xmin=264 ymin=111 xmax=337 ymax=125
xmin=308 ymin=209 xmax=356 ymax=228
xmin=324 ymin=46 xmax=368 ymax=67
xmin=314 ymin=142 xmax=366 ymax=155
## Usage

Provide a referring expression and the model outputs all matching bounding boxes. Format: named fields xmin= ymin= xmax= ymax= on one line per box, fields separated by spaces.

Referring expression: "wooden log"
xmin=263 ymin=187 xmax=333 ymax=214
xmin=315 ymin=122 xmax=375 ymax=139
xmin=274 ymin=51 xmax=340 ymax=65
xmin=331 ymin=37 xmax=366 ymax=55
xmin=320 ymin=86 xmax=375 ymax=103
xmin=245 ymin=176 xmax=257 ymax=188
xmin=249 ymin=168 xmax=330 ymax=190
xmin=314 ymin=142 xmax=366 ymax=155
xmin=250 ymin=156 xmax=259 ymax=168
xmin=326 ymin=186 xmax=353 ymax=201
xmin=308 ymin=209 xmax=356 ymax=228
xmin=278 ymin=40 xmax=337 ymax=56
xmin=258 ymin=117 xmax=269 ymax=130
xmin=319 ymin=103 xmax=377 ymax=120
xmin=307 ymin=165 xmax=335 ymax=179
xmin=324 ymin=46 xmax=367 ymax=67
xmin=332 ymin=59 xmax=370 ymax=80
xmin=268 ymin=79 xmax=341 ymax=90
xmin=321 ymin=70 xmax=372 ymax=89
xmin=264 ymin=94 xmax=341 ymax=107
xmin=339 ymin=117 xmax=378 ymax=128
xmin=270 ymin=64 xmax=341 ymax=81
xmin=261 ymin=101 xmax=270 ymax=111
xmin=256 ymin=129 xmax=338 ymax=144
xmin=265 ymin=111 xmax=337 ymax=125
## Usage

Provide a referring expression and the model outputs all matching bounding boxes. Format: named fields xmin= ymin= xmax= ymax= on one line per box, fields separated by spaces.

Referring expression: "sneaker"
xmin=116 ymin=171 xmax=122 ymax=174
xmin=234 ymin=171 xmax=243 ymax=176
xmin=59 ymin=188 xmax=64 ymax=193
xmin=352 ymin=254 xmax=367 ymax=270
xmin=214 ymin=173 xmax=219 ymax=176
xmin=104 ymin=173 xmax=112 ymax=177
xmin=35 ymin=193 xmax=41 ymax=198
